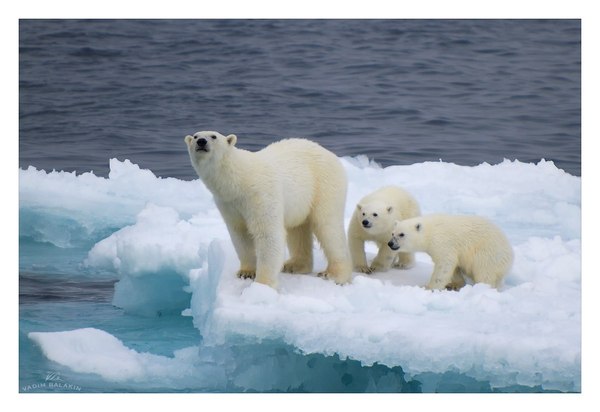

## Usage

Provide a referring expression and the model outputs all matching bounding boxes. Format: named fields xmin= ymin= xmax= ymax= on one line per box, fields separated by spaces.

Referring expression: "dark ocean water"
xmin=19 ymin=19 xmax=581 ymax=178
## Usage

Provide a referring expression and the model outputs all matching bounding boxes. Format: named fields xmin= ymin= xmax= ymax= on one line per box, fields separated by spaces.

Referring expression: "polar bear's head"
xmin=184 ymin=131 xmax=237 ymax=167
xmin=355 ymin=200 xmax=395 ymax=236
xmin=388 ymin=218 xmax=423 ymax=252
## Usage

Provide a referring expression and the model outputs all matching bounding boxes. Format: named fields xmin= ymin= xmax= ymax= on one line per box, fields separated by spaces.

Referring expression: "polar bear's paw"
xmin=317 ymin=271 xmax=351 ymax=285
xmin=317 ymin=270 xmax=331 ymax=279
xmin=282 ymin=259 xmax=313 ymax=274
xmin=354 ymin=265 xmax=373 ymax=275
xmin=236 ymin=269 xmax=256 ymax=280
xmin=392 ymin=261 xmax=415 ymax=270
xmin=317 ymin=262 xmax=352 ymax=285
xmin=369 ymin=260 xmax=392 ymax=273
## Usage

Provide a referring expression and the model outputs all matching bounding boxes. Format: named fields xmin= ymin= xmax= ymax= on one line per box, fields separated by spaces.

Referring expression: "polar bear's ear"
xmin=227 ymin=134 xmax=237 ymax=146
xmin=184 ymin=135 xmax=193 ymax=145
xmin=387 ymin=206 xmax=393 ymax=214
xmin=415 ymin=223 xmax=422 ymax=232
xmin=356 ymin=204 xmax=362 ymax=211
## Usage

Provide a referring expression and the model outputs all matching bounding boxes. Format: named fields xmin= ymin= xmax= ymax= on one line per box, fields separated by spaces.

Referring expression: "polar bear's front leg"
xmin=314 ymin=219 xmax=352 ymax=284
xmin=369 ymin=243 xmax=397 ymax=272
xmin=348 ymin=221 xmax=371 ymax=274
xmin=426 ymin=257 xmax=458 ymax=290
xmin=244 ymin=205 xmax=285 ymax=288
xmin=252 ymin=229 xmax=285 ymax=288
xmin=225 ymin=221 xmax=257 ymax=279
xmin=393 ymin=252 xmax=416 ymax=270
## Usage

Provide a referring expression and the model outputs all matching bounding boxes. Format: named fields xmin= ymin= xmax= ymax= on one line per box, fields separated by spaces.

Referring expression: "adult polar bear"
xmin=185 ymin=131 xmax=352 ymax=288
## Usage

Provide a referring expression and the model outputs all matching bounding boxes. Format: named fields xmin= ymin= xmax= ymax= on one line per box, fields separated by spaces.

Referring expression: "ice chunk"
xmin=28 ymin=328 xmax=177 ymax=381
xmin=19 ymin=159 xmax=214 ymax=248
xmin=27 ymin=328 xmax=227 ymax=390
xmin=84 ymin=203 xmax=231 ymax=316
xmin=85 ymin=204 xmax=210 ymax=277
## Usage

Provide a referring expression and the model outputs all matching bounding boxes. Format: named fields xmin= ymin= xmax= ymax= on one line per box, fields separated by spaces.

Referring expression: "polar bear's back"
xmin=258 ymin=138 xmax=344 ymax=182
xmin=259 ymin=137 xmax=338 ymax=161
xmin=425 ymin=214 xmax=509 ymax=246
xmin=256 ymin=138 xmax=347 ymax=226
xmin=424 ymin=214 xmax=513 ymax=273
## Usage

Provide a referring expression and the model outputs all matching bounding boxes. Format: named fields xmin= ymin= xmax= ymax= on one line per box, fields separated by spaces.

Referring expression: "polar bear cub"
xmin=348 ymin=186 xmax=421 ymax=273
xmin=388 ymin=214 xmax=513 ymax=290
xmin=184 ymin=131 xmax=352 ymax=289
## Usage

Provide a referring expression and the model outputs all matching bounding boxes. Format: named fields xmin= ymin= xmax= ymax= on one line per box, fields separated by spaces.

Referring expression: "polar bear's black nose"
xmin=362 ymin=220 xmax=370 ymax=227
xmin=197 ymin=137 xmax=207 ymax=147
xmin=388 ymin=240 xmax=399 ymax=250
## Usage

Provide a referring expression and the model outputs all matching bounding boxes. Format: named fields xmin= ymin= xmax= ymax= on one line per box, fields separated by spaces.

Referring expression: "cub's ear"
xmin=387 ymin=206 xmax=393 ymax=214
xmin=227 ymin=134 xmax=237 ymax=146
xmin=185 ymin=135 xmax=194 ymax=145
xmin=356 ymin=204 xmax=362 ymax=211
xmin=415 ymin=223 xmax=422 ymax=231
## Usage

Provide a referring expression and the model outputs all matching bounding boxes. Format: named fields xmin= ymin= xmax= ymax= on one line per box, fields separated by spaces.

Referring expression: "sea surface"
xmin=20 ymin=19 xmax=580 ymax=178
xmin=19 ymin=19 xmax=581 ymax=393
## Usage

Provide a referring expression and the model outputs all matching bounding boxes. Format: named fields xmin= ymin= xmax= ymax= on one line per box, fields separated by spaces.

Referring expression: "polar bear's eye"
xmin=399 ymin=233 xmax=405 ymax=238
xmin=211 ymin=135 xmax=217 ymax=139
xmin=373 ymin=213 xmax=378 ymax=217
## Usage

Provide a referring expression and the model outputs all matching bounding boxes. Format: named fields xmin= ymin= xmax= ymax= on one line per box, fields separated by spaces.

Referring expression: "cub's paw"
xmin=354 ymin=265 xmax=373 ymax=275
xmin=445 ymin=280 xmax=466 ymax=291
xmin=369 ymin=262 xmax=389 ymax=273
xmin=237 ymin=269 xmax=256 ymax=280
xmin=393 ymin=261 xmax=415 ymax=270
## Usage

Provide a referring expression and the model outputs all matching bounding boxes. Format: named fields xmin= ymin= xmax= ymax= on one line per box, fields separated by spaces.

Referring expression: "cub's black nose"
xmin=197 ymin=137 xmax=207 ymax=147
xmin=362 ymin=220 xmax=369 ymax=226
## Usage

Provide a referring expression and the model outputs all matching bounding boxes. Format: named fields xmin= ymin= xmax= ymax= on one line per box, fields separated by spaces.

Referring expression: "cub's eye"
xmin=362 ymin=212 xmax=365 ymax=216
xmin=399 ymin=233 xmax=405 ymax=238
xmin=373 ymin=213 xmax=378 ymax=217
xmin=193 ymin=135 xmax=198 ymax=139
xmin=211 ymin=135 xmax=217 ymax=139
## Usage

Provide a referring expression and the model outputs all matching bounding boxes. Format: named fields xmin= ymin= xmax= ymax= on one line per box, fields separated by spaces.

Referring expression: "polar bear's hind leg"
xmin=283 ymin=221 xmax=314 ymax=274
xmin=313 ymin=217 xmax=352 ymax=284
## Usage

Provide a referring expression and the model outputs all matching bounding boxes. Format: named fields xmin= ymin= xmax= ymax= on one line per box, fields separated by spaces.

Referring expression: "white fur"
xmin=348 ymin=186 xmax=421 ymax=273
xmin=389 ymin=214 xmax=513 ymax=290
xmin=185 ymin=131 xmax=352 ymax=288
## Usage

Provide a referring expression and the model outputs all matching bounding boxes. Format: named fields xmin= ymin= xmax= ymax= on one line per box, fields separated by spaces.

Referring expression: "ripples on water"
xmin=19 ymin=19 xmax=580 ymax=178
